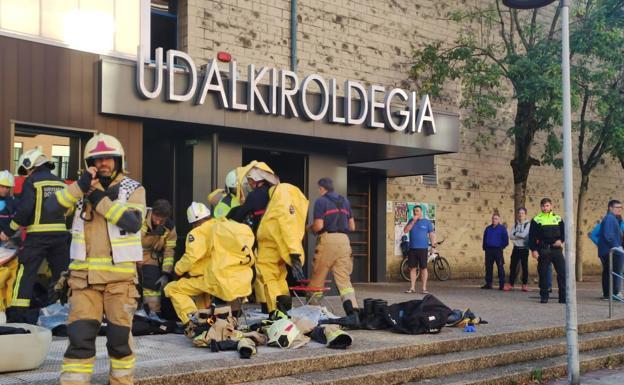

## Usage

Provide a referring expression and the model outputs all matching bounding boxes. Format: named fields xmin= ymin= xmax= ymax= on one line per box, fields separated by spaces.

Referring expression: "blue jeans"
xmin=599 ymin=251 xmax=624 ymax=297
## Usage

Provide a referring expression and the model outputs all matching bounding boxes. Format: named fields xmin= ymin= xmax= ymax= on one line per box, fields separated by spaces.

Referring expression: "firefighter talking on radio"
xmin=5 ymin=148 xmax=70 ymax=324
xmin=46 ymin=133 xmax=145 ymax=385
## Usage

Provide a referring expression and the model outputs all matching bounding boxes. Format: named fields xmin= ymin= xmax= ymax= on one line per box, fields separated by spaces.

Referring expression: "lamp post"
xmin=502 ymin=1 xmax=579 ymax=384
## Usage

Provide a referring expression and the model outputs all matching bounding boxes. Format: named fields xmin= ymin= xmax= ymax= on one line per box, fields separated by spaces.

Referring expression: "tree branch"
xmin=495 ymin=0 xmax=514 ymax=53
xmin=512 ymin=9 xmax=530 ymax=51
xmin=578 ymin=87 xmax=590 ymax=168
xmin=529 ymin=8 xmax=538 ymax=46
xmin=547 ymin=5 xmax=561 ymax=40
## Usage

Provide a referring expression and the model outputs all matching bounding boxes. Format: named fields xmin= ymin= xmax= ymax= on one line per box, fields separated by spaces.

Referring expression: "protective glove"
xmin=289 ymin=253 xmax=305 ymax=282
xmin=49 ymin=271 xmax=70 ymax=305
xmin=154 ymin=274 xmax=170 ymax=291
xmin=76 ymin=170 xmax=93 ymax=193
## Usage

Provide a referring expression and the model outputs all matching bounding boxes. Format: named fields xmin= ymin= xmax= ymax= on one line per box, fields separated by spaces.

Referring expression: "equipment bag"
xmin=383 ymin=294 xmax=452 ymax=335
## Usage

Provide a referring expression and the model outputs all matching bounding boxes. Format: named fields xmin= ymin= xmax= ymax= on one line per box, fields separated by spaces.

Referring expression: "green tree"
xmin=410 ymin=0 xmax=564 ymax=214
xmin=543 ymin=0 xmax=624 ymax=279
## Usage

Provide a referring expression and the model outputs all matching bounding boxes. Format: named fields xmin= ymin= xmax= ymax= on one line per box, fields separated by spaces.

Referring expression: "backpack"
xmin=589 ymin=222 xmax=601 ymax=246
xmin=383 ymin=294 xmax=452 ymax=335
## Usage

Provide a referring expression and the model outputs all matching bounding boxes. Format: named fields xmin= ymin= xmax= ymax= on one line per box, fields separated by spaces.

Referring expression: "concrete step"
xmin=237 ymin=328 xmax=624 ymax=385
xmin=135 ymin=317 xmax=624 ymax=385
xmin=405 ymin=345 xmax=624 ymax=385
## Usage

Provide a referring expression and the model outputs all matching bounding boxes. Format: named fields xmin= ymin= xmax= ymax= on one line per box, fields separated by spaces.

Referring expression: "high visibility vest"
xmin=213 ymin=194 xmax=240 ymax=219
xmin=70 ymin=177 xmax=144 ymax=264
xmin=533 ymin=212 xmax=563 ymax=240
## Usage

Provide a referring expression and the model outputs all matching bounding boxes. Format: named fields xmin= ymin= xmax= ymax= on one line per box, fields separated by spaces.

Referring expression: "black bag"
xmin=383 ymin=294 xmax=452 ymax=335
xmin=132 ymin=314 xmax=177 ymax=336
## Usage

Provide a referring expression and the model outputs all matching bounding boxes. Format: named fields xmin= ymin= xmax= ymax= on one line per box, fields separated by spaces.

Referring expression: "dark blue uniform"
xmin=313 ymin=192 xmax=352 ymax=233
xmin=227 ymin=184 xmax=270 ymax=234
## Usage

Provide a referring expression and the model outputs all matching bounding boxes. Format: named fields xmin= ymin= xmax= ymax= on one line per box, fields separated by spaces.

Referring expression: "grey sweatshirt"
xmin=509 ymin=220 xmax=531 ymax=248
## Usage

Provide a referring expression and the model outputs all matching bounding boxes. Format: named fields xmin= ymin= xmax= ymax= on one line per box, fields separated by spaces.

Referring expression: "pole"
xmin=211 ymin=132 xmax=219 ymax=191
xmin=609 ymin=249 xmax=613 ymax=319
xmin=561 ymin=1 xmax=580 ymax=384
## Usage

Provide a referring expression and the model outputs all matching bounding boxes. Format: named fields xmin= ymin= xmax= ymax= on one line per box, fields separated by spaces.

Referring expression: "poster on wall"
xmin=393 ymin=202 xmax=437 ymax=255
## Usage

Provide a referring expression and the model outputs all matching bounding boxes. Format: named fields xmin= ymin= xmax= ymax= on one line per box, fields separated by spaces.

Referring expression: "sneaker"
xmin=600 ymin=295 xmax=609 ymax=301
xmin=521 ymin=285 xmax=529 ymax=292
xmin=558 ymin=299 xmax=566 ymax=304
xmin=612 ymin=294 xmax=624 ymax=302
xmin=548 ymin=288 xmax=553 ymax=293
xmin=540 ymin=298 xmax=549 ymax=303
xmin=503 ymin=284 xmax=513 ymax=292
xmin=480 ymin=284 xmax=492 ymax=290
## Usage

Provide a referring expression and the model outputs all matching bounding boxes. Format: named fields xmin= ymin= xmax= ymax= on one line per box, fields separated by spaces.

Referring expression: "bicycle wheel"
xmin=400 ymin=258 xmax=420 ymax=282
xmin=433 ymin=256 xmax=451 ymax=281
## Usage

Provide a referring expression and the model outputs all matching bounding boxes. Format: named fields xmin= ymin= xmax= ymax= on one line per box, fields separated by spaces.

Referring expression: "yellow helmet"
xmin=17 ymin=147 xmax=52 ymax=175
xmin=84 ymin=133 xmax=125 ymax=171
xmin=0 ymin=170 xmax=14 ymax=187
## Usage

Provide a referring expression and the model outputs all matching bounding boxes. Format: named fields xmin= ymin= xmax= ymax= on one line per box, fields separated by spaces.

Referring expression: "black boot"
xmin=360 ymin=298 xmax=375 ymax=325
xmin=340 ymin=300 xmax=361 ymax=329
xmin=276 ymin=295 xmax=292 ymax=313
xmin=366 ymin=300 xmax=389 ymax=330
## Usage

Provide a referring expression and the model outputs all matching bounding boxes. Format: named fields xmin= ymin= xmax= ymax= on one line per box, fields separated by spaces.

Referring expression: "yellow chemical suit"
xmin=0 ymin=258 xmax=17 ymax=313
xmin=51 ymin=174 xmax=146 ymax=385
xmin=203 ymin=218 xmax=255 ymax=301
xmin=164 ymin=219 xmax=215 ymax=325
xmin=140 ymin=209 xmax=177 ymax=312
xmin=256 ymin=183 xmax=308 ymax=312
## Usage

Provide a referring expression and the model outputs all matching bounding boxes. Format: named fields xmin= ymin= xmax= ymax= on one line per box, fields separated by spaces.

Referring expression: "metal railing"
xmin=608 ymin=247 xmax=624 ymax=318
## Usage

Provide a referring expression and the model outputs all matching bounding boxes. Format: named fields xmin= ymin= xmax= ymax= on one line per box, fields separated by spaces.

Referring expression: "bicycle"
xmin=400 ymin=239 xmax=451 ymax=281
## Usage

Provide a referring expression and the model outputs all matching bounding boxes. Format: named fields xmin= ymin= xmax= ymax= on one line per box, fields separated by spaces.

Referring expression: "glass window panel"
xmin=115 ymin=0 xmax=140 ymax=55
xmin=0 ymin=0 xmax=39 ymax=35
xmin=41 ymin=0 xmax=78 ymax=41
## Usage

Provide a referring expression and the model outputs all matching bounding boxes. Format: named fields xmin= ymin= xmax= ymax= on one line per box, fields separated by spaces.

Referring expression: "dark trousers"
xmin=537 ymin=247 xmax=566 ymax=300
xmin=509 ymin=247 xmax=529 ymax=285
xmin=599 ymin=251 xmax=623 ymax=297
xmin=7 ymin=234 xmax=70 ymax=323
xmin=484 ymin=248 xmax=505 ymax=288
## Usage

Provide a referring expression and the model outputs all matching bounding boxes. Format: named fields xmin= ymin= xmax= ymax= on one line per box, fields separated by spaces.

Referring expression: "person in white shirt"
xmin=505 ymin=207 xmax=531 ymax=292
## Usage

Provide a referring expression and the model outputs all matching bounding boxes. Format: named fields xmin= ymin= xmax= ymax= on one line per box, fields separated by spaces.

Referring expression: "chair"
xmin=289 ymin=279 xmax=335 ymax=312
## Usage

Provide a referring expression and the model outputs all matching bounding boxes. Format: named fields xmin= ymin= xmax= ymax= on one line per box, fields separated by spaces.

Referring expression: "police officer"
xmin=308 ymin=178 xmax=357 ymax=312
xmin=48 ymin=133 xmax=145 ymax=385
xmin=6 ymin=148 xmax=69 ymax=324
xmin=212 ymin=170 xmax=240 ymax=218
xmin=140 ymin=199 xmax=176 ymax=313
xmin=528 ymin=197 xmax=566 ymax=304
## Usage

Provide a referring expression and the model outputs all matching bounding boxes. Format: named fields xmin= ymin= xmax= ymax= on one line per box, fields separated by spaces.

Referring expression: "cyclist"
xmin=403 ymin=205 xmax=436 ymax=294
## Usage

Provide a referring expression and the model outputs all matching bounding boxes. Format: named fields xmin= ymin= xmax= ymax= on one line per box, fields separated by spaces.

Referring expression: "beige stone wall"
xmin=182 ymin=0 xmax=624 ymax=280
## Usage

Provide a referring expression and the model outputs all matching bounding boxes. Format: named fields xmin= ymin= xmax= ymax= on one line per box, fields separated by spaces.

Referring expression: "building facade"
xmin=0 ymin=0 xmax=620 ymax=281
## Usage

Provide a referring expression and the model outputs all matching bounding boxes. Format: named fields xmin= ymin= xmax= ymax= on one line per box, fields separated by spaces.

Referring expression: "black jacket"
xmin=8 ymin=168 xmax=68 ymax=236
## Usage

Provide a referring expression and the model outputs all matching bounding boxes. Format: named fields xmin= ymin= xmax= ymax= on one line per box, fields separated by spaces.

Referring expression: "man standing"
xmin=308 ymin=178 xmax=357 ymax=312
xmin=597 ymin=200 xmax=623 ymax=300
xmin=481 ymin=213 xmax=509 ymax=290
xmin=402 ymin=205 xmax=436 ymax=294
xmin=5 ymin=148 xmax=69 ymax=324
xmin=48 ymin=133 xmax=145 ymax=385
xmin=505 ymin=207 xmax=531 ymax=292
xmin=140 ymin=199 xmax=176 ymax=313
xmin=529 ymin=198 xmax=566 ymax=304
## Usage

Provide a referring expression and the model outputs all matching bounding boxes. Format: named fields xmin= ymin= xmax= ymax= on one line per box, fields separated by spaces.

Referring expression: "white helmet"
xmin=267 ymin=318 xmax=301 ymax=348
xmin=225 ymin=170 xmax=238 ymax=189
xmin=247 ymin=167 xmax=279 ymax=185
xmin=84 ymin=133 xmax=125 ymax=172
xmin=0 ymin=170 xmax=14 ymax=187
xmin=17 ymin=147 xmax=52 ymax=175
xmin=186 ymin=202 xmax=210 ymax=224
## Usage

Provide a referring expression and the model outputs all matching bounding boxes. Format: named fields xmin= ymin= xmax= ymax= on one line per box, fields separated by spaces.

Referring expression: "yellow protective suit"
xmin=256 ymin=183 xmax=308 ymax=312
xmin=235 ymin=161 xmax=275 ymax=202
xmin=204 ymin=218 xmax=255 ymax=301
xmin=164 ymin=219 xmax=215 ymax=324
xmin=0 ymin=258 xmax=18 ymax=312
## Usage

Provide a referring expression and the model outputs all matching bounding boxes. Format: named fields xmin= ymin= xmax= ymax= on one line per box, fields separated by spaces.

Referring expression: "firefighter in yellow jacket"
xmin=164 ymin=202 xmax=214 ymax=334
xmin=47 ymin=133 xmax=145 ymax=385
xmin=140 ymin=199 xmax=176 ymax=313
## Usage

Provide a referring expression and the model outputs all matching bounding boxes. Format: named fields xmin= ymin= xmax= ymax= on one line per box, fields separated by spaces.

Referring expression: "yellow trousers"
xmin=256 ymin=241 xmax=290 ymax=312
xmin=164 ymin=276 xmax=211 ymax=324
xmin=0 ymin=259 xmax=17 ymax=312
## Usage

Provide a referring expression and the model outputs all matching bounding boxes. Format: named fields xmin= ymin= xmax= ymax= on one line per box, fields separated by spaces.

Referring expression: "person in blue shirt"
xmin=403 ymin=205 xmax=435 ymax=294
xmin=597 ymin=200 xmax=623 ymax=300
xmin=481 ymin=213 xmax=509 ymax=290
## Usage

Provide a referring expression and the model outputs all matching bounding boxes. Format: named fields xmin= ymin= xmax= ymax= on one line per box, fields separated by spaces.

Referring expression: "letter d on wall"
xmin=166 ymin=50 xmax=197 ymax=102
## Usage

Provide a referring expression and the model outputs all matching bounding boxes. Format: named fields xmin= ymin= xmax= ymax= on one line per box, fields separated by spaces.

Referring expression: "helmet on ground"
xmin=0 ymin=170 xmax=14 ymax=187
xmin=446 ymin=309 xmax=465 ymax=327
xmin=17 ymin=147 xmax=52 ymax=175
xmin=186 ymin=202 xmax=210 ymax=224
xmin=267 ymin=318 xmax=301 ymax=348
xmin=225 ymin=169 xmax=238 ymax=189
xmin=84 ymin=133 xmax=125 ymax=171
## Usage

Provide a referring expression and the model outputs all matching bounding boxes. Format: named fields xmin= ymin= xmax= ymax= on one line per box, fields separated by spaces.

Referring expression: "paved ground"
xmin=546 ymin=367 xmax=624 ymax=384
xmin=0 ymin=277 xmax=622 ymax=384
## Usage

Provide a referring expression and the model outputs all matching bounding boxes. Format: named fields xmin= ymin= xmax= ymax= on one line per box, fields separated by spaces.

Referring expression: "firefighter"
xmin=212 ymin=170 xmax=240 ymax=218
xmin=47 ymin=133 xmax=145 ymax=385
xmin=140 ymin=199 xmax=176 ymax=313
xmin=307 ymin=177 xmax=358 ymax=314
xmin=5 ymin=148 xmax=70 ymax=324
xmin=164 ymin=202 xmax=215 ymax=335
xmin=0 ymin=170 xmax=19 ymax=323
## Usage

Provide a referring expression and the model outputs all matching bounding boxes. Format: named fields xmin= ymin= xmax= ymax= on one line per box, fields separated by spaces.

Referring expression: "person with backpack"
xmin=597 ymin=200 xmax=624 ymax=300
xmin=504 ymin=207 xmax=531 ymax=292
xmin=308 ymin=178 xmax=358 ymax=316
